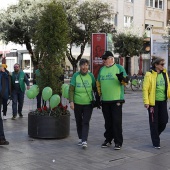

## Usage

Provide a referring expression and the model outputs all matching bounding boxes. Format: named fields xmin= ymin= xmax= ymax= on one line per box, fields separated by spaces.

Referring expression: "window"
xmin=114 ymin=14 xmax=117 ymax=26
xmin=126 ymin=0 xmax=133 ymax=2
xmin=155 ymin=0 xmax=159 ymax=8
xmin=109 ymin=14 xmax=117 ymax=27
xmin=159 ymin=0 xmax=163 ymax=9
xmin=124 ymin=16 xmax=133 ymax=27
xmin=146 ymin=0 xmax=163 ymax=9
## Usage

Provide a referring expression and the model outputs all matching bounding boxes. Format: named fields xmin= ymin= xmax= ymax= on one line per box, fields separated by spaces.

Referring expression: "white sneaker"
xmin=77 ymin=139 xmax=82 ymax=146
xmin=3 ymin=116 xmax=7 ymax=120
xmin=82 ymin=141 xmax=87 ymax=149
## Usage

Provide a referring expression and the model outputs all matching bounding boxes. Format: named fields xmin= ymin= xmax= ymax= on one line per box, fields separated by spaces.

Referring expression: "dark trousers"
xmin=36 ymin=92 xmax=46 ymax=109
xmin=74 ymin=104 xmax=93 ymax=142
xmin=2 ymin=98 xmax=8 ymax=116
xmin=12 ymin=89 xmax=25 ymax=116
xmin=102 ymin=102 xmax=123 ymax=146
xmin=0 ymin=100 xmax=5 ymax=140
xmin=148 ymin=101 xmax=168 ymax=147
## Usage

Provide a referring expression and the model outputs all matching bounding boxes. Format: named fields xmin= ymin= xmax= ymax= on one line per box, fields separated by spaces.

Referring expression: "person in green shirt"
xmin=143 ymin=56 xmax=170 ymax=149
xmin=69 ymin=58 xmax=100 ymax=149
xmin=97 ymin=51 xmax=128 ymax=150
xmin=33 ymin=63 xmax=46 ymax=110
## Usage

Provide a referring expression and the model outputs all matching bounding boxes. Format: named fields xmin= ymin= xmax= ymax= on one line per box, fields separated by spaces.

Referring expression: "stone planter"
xmin=28 ymin=113 xmax=70 ymax=139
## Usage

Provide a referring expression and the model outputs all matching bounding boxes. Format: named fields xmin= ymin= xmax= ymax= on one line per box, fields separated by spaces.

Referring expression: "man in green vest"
xmin=11 ymin=63 xmax=30 ymax=120
xmin=97 ymin=51 xmax=128 ymax=150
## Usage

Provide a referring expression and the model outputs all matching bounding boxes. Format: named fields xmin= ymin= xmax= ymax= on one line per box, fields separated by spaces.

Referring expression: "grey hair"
xmin=151 ymin=56 xmax=164 ymax=68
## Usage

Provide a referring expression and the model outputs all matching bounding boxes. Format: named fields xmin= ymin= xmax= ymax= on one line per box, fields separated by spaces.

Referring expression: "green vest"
xmin=12 ymin=71 xmax=26 ymax=92
xmin=35 ymin=69 xmax=41 ymax=86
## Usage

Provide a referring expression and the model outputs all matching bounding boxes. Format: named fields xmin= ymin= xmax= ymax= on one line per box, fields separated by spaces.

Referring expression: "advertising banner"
xmin=91 ymin=33 xmax=106 ymax=78
xmin=151 ymin=27 xmax=168 ymax=69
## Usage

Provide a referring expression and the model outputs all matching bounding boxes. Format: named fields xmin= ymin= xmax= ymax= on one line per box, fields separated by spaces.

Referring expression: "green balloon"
xmin=63 ymin=86 xmax=69 ymax=99
xmin=50 ymin=94 xmax=60 ymax=109
xmin=42 ymin=87 xmax=53 ymax=101
xmin=62 ymin=84 xmax=68 ymax=90
xmin=26 ymin=90 xmax=35 ymax=99
xmin=61 ymin=84 xmax=69 ymax=94
xmin=30 ymin=85 xmax=39 ymax=94
xmin=30 ymin=85 xmax=39 ymax=98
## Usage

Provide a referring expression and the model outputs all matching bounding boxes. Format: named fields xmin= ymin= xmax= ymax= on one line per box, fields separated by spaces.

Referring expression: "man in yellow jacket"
xmin=143 ymin=56 xmax=170 ymax=149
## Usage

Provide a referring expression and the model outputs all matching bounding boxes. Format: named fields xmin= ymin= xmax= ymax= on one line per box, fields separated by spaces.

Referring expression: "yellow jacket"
xmin=143 ymin=69 xmax=170 ymax=106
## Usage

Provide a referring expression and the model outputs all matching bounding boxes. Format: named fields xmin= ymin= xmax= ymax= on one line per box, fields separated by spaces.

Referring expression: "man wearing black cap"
xmin=96 ymin=51 xmax=128 ymax=150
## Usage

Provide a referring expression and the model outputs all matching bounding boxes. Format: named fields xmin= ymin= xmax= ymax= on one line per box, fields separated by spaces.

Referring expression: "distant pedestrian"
xmin=0 ymin=64 xmax=9 ymax=145
xmin=96 ymin=51 xmax=128 ymax=150
xmin=69 ymin=58 xmax=100 ymax=149
xmin=143 ymin=56 xmax=170 ymax=149
xmin=1 ymin=64 xmax=12 ymax=120
xmin=33 ymin=63 xmax=46 ymax=110
xmin=11 ymin=63 xmax=30 ymax=120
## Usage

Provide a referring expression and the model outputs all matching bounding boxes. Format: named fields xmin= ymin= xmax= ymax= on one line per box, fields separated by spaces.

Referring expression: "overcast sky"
xmin=0 ymin=0 xmax=18 ymax=9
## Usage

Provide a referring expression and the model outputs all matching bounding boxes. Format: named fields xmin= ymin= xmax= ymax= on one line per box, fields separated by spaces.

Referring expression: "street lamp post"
xmin=167 ymin=25 xmax=170 ymax=77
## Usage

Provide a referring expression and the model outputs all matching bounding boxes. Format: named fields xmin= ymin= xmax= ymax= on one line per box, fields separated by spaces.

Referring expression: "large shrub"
xmin=33 ymin=2 xmax=69 ymax=94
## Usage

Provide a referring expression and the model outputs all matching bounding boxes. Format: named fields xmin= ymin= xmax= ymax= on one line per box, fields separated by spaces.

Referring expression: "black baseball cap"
xmin=101 ymin=51 xmax=114 ymax=60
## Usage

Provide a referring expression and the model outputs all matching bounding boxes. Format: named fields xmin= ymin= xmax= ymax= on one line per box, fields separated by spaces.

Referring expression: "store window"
xmin=22 ymin=54 xmax=33 ymax=80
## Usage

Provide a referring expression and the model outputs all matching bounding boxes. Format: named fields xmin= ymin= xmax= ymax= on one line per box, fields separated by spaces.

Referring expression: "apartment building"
xmin=0 ymin=0 xmax=169 ymax=76
xmin=107 ymin=0 xmax=168 ymax=75
xmin=72 ymin=0 xmax=168 ymax=75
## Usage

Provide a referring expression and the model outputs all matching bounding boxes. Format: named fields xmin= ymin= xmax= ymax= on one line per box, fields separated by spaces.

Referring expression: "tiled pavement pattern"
xmin=1 ymin=90 xmax=170 ymax=170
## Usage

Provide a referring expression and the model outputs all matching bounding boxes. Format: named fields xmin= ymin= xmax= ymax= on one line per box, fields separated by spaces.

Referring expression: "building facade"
xmin=0 ymin=0 xmax=169 ymax=77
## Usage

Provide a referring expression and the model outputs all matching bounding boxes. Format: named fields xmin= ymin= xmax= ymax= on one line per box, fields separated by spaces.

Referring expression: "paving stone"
xmin=1 ymin=90 xmax=170 ymax=170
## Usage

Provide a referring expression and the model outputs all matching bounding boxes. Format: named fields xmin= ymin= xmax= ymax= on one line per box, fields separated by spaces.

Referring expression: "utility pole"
xmin=168 ymin=22 xmax=170 ymax=77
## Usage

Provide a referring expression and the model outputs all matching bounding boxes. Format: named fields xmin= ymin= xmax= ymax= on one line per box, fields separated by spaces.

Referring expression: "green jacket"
xmin=12 ymin=71 xmax=27 ymax=92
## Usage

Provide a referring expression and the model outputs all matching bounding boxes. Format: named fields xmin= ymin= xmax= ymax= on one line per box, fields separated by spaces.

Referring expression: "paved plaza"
xmin=1 ymin=90 xmax=170 ymax=170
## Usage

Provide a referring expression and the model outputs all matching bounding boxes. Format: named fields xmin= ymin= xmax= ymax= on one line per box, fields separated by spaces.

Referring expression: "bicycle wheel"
xmin=131 ymin=79 xmax=140 ymax=91
xmin=139 ymin=79 xmax=144 ymax=90
xmin=125 ymin=80 xmax=131 ymax=89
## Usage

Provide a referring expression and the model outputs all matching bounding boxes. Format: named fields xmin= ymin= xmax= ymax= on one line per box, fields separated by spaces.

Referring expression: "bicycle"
xmin=131 ymin=74 xmax=144 ymax=91
xmin=124 ymin=78 xmax=132 ymax=90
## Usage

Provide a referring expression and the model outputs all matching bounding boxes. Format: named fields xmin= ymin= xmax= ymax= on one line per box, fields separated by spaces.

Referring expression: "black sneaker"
xmin=18 ymin=113 xmax=23 ymax=118
xmin=101 ymin=141 xmax=112 ymax=148
xmin=114 ymin=144 xmax=121 ymax=150
xmin=0 ymin=139 xmax=9 ymax=145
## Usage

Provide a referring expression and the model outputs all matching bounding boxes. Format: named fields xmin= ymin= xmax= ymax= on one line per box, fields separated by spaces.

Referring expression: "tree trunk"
xmin=125 ymin=57 xmax=131 ymax=76
xmin=73 ymin=64 xmax=77 ymax=73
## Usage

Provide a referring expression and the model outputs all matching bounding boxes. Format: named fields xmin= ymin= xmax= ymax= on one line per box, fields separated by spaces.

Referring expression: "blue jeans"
xmin=0 ymin=100 xmax=5 ymax=140
xmin=12 ymin=89 xmax=25 ymax=116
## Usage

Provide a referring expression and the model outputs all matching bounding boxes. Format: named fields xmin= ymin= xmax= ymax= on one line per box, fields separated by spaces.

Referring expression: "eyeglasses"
xmin=14 ymin=66 xmax=19 ymax=68
xmin=159 ymin=63 xmax=165 ymax=66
